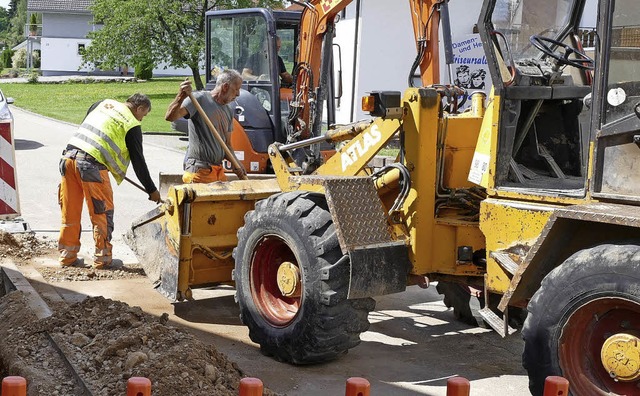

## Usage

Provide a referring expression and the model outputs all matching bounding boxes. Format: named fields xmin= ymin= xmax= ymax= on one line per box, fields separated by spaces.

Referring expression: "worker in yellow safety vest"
xmin=58 ymin=93 xmax=161 ymax=269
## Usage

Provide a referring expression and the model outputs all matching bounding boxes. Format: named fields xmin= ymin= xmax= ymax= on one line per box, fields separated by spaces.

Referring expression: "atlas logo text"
xmin=341 ymin=125 xmax=382 ymax=171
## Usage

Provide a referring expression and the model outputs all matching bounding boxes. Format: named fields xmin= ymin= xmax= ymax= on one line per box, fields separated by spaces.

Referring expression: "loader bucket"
xmin=125 ymin=178 xmax=280 ymax=301
xmin=158 ymin=172 xmax=278 ymax=198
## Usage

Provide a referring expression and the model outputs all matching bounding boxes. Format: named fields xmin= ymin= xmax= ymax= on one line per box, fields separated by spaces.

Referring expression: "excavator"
xmin=126 ymin=0 xmax=640 ymax=394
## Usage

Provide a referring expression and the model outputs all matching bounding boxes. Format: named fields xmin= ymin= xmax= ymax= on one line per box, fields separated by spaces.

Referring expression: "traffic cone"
xmin=345 ymin=377 xmax=370 ymax=396
xmin=239 ymin=377 xmax=263 ymax=396
xmin=126 ymin=377 xmax=151 ymax=396
xmin=1 ymin=376 xmax=26 ymax=396
xmin=446 ymin=377 xmax=470 ymax=396
xmin=543 ymin=376 xmax=569 ymax=396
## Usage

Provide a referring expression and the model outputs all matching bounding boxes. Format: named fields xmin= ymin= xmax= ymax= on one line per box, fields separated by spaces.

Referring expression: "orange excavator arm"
xmin=288 ymin=0 xmax=447 ymax=143
xmin=408 ymin=0 xmax=446 ymax=87
xmin=288 ymin=0 xmax=352 ymax=142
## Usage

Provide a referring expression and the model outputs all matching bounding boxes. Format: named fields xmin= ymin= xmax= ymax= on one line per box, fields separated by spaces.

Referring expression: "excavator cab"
xmin=205 ymin=9 xmax=336 ymax=173
xmin=477 ymin=0 xmax=594 ymax=196
xmin=205 ymin=9 xmax=299 ymax=172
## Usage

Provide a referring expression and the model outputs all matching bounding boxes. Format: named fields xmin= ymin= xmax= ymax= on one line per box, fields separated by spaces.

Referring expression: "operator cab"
xmin=478 ymin=0 xmax=596 ymax=196
xmin=206 ymin=9 xmax=337 ymax=155
xmin=206 ymin=9 xmax=301 ymax=151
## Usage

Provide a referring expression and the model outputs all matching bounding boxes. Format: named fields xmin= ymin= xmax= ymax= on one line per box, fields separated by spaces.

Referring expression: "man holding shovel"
xmin=58 ymin=93 xmax=161 ymax=269
xmin=165 ymin=69 xmax=246 ymax=183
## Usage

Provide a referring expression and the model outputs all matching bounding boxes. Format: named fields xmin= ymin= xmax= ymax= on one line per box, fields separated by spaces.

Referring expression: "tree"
xmin=7 ymin=0 xmax=18 ymax=19
xmin=84 ymin=0 xmax=285 ymax=90
xmin=28 ymin=13 xmax=36 ymax=35
xmin=0 ymin=7 xmax=9 ymax=34
xmin=5 ymin=0 xmax=26 ymax=47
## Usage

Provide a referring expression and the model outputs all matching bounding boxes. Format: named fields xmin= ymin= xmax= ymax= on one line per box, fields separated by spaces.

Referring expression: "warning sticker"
xmin=468 ymin=152 xmax=490 ymax=185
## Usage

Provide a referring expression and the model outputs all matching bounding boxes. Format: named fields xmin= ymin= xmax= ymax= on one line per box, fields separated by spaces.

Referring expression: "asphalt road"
xmin=8 ymin=105 xmax=530 ymax=395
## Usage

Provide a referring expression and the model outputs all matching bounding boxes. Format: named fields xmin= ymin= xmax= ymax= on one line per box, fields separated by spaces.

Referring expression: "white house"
xmin=26 ymin=0 xmax=192 ymax=77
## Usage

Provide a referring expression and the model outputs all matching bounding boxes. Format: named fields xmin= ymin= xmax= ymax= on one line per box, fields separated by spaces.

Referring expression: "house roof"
xmin=27 ymin=0 xmax=93 ymax=13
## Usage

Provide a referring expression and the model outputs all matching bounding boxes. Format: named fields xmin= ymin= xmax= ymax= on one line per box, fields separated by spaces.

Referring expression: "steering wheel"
xmin=529 ymin=34 xmax=594 ymax=70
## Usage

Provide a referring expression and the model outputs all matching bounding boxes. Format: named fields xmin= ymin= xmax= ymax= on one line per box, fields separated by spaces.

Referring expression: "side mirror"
xmin=583 ymin=93 xmax=592 ymax=110
xmin=235 ymin=105 xmax=246 ymax=122
xmin=635 ymin=101 xmax=640 ymax=119
xmin=6 ymin=97 xmax=14 ymax=105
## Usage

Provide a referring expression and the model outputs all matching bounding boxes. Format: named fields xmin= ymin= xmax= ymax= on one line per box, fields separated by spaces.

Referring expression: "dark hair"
xmin=127 ymin=93 xmax=152 ymax=111
xmin=471 ymin=69 xmax=486 ymax=79
xmin=456 ymin=65 xmax=470 ymax=74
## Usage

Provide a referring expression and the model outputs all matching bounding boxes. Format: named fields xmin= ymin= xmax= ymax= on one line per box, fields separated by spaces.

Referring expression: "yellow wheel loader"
xmin=127 ymin=0 xmax=640 ymax=394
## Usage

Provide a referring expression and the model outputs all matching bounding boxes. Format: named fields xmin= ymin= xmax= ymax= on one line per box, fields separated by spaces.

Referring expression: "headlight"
xmin=0 ymin=105 xmax=11 ymax=121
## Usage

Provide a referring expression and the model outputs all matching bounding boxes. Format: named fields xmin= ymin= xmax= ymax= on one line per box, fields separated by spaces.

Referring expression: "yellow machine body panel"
xmin=479 ymin=198 xmax=557 ymax=293
xmin=468 ymin=91 xmax=500 ymax=189
xmin=442 ymin=119 xmax=484 ymax=189
xmin=400 ymin=88 xmax=485 ymax=277
xmin=126 ymin=179 xmax=281 ymax=300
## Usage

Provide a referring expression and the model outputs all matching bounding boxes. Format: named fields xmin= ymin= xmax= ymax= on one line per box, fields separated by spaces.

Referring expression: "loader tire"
xmin=234 ymin=191 xmax=376 ymax=364
xmin=522 ymin=243 xmax=640 ymax=396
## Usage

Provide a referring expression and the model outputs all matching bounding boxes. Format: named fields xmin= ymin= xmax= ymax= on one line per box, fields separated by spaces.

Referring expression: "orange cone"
xmin=543 ymin=376 xmax=569 ymax=396
xmin=239 ymin=377 xmax=263 ymax=396
xmin=2 ymin=376 xmax=27 ymax=396
xmin=126 ymin=377 xmax=151 ymax=396
xmin=446 ymin=377 xmax=470 ymax=396
xmin=345 ymin=377 xmax=370 ymax=396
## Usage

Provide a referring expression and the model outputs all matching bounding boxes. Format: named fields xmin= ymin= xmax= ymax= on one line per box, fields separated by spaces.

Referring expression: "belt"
xmin=63 ymin=149 xmax=95 ymax=161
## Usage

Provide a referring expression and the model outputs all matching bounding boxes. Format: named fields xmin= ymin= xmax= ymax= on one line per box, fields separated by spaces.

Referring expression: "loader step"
xmin=478 ymin=307 xmax=517 ymax=337
xmin=490 ymin=251 xmax=520 ymax=276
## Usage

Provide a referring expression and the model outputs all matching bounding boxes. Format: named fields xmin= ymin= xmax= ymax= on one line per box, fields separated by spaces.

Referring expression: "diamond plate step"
xmin=292 ymin=175 xmax=392 ymax=253
xmin=490 ymin=251 xmax=520 ymax=276
xmin=479 ymin=307 xmax=517 ymax=337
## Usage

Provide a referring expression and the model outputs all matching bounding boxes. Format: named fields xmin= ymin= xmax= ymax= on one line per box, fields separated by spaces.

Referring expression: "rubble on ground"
xmin=0 ymin=232 xmax=276 ymax=395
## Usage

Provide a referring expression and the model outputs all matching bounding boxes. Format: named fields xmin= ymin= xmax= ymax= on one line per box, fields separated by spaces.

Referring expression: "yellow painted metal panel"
xmin=468 ymin=90 xmax=500 ymax=189
xmin=442 ymin=116 xmax=484 ymax=189
xmin=401 ymin=89 xmax=440 ymax=273
xmin=429 ymin=222 xmax=485 ymax=276
xmin=480 ymin=198 xmax=558 ymax=293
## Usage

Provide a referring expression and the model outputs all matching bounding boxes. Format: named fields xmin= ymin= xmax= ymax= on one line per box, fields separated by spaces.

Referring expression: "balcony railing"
xmin=577 ymin=26 xmax=640 ymax=48
xmin=577 ymin=28 xmax=596 ymax=47
xmin=24 ymin=23 xmax=42 ymax=38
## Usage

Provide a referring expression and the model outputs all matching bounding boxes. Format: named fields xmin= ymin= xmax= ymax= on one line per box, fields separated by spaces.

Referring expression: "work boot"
xmin=92 ymin=260 xmax=112 ymax=270
xmin=60 ymin=257 xmax=80 ymax=267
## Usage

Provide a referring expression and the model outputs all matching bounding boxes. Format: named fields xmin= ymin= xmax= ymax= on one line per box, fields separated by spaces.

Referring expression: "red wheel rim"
xmin=250 ymin=235 xmax=301 ymax=327
xmin=559 ymin=297 xmax=640 ymax=395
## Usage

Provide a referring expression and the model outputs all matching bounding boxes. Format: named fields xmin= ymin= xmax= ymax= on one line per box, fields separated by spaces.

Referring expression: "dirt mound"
xmin=0 ymin=232 xmax=276 ymax=395
xmin=0 ymin=231 xmax=55 ymax=262
xmin=1 ymin=231 xmax=146 ymax=282
xmin=0 ymin=291 xmax=271 ymax=395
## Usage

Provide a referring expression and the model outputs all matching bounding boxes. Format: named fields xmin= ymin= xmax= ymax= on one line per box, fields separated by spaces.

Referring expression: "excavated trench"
xmin=0 ymin=232 xmax=274 ymax=396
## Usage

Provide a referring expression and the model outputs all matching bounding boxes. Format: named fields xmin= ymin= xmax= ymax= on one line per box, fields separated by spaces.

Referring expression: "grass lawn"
xmin=0 ymin=77 xmax=199 ymax=133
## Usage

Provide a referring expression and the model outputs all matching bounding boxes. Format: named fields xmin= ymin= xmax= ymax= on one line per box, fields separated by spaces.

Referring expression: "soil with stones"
xmin=0 ymin=231 xmax=146 ymax=282
xmin=0 ymin=232 xmax=276 ymax=396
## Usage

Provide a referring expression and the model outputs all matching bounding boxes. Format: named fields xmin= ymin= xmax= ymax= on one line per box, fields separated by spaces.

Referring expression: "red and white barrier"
xmin=0 ymin=119 xmax=19 ymax=219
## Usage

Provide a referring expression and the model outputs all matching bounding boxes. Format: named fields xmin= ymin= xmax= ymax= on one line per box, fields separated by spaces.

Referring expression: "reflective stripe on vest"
xmin=68 ymin=100 xmax=140 ymax=184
